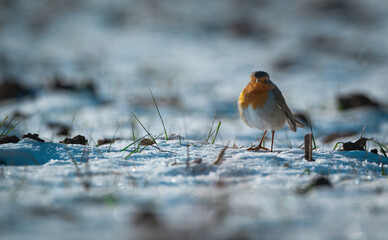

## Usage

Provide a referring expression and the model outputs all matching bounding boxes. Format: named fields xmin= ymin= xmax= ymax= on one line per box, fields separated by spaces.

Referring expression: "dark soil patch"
xmin=338 ymin=93 xmax=380 ymax=110
xmin=60 ymin=135 xmax=88 ymax=145
xmin=310 ymin=176 xmax=332 ymax=187
xmin=132 ymin=209 xmax=160 ymax=228
xmin=97 ymin=138 xmax=121 ymax=146
xmin=0 ymin=135 xmax=20 ymax=144
xmin=50 ymin=75 xmax=96 ymax=96
xmin=0 ymin=79 xmax=34 ymax=102
xmin=322 ymin=131 xmax=357 ymax=143
xmin=298 ymin=176 xmax=332 ymax=194
xmin=272 ymin=56 xmax=304 ymax=71
xmin=12 ymin=111 xmax=30 ymax=120
xmin=371 ymin=149 xmax=378 ymax=154
xmin=139 ymin=138 xmax=156 ymax=146
xmin=47 ymin=122 xmax=71 ymax=136
xmin=22 ymin=133 xmax=45 ymax=142
xmin=342 ymin=137 xmax=368 ymax=151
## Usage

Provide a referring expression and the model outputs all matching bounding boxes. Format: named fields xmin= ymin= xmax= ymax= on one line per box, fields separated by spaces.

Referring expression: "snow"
xmin=1 ymin=0 xmax=388 ymax=239
xmin=1 ymin=139 xmax=388 ymax=239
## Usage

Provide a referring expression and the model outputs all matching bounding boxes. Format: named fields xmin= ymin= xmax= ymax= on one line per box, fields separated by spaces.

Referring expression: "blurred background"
xmin=2 ymin=2 xmax=388 ymax=239
xmin=1 ymin=0 xmax=388 ymax=144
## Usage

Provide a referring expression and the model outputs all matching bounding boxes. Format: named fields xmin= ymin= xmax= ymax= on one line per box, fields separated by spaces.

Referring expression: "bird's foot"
xmin=247 ymin=145 xmax=270 ymax=152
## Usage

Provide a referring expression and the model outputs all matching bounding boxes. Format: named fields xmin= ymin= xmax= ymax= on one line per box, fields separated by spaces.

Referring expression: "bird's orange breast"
xmin=239 ymin=82 xmax=274 ymax=109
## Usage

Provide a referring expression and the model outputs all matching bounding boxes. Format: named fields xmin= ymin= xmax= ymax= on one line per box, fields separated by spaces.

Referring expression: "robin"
xmin=238 ymin=71 xmax=304 ymax=152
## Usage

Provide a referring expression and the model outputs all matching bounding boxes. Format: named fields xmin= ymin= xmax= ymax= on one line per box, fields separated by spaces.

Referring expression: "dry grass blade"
xmin=203 ymin=111 xmax=217 ymax=145
xmin=232 ymin=136 xmax=238 ymax=149
xmin=186 ymin=145 xmax=190 ymax=168
xmin=360 ymin=123 xmax=367 ymax=137
xmin=65 ymin=146 xmax=91 ymax=191
xmin=298 ymin=115 xmax=316 ymax=149
xmin=213 ymin=145 xmax=228 ymax=166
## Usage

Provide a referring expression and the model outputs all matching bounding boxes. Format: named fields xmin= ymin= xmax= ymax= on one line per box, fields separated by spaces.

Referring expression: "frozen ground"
xmin=1 ymin=0 xmax=388 ymax=239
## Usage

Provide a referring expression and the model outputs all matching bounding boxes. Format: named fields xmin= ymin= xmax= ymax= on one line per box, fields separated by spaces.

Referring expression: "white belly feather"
xmin=238 ymin=91 xmax=286 ymax=131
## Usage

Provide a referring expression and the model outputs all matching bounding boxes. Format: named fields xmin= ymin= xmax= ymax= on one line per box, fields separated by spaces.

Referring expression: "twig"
xmin=304 ymin=134 xmax=314 ymax=161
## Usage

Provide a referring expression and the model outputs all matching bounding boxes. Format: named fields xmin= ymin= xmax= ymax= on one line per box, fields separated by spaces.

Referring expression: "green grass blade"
xmin=211 ymin=121 xmax=221 ymax=144
xmin=370 ymin=140 xmax=388 ymax=158
xmin=381 ymin=160 xmax=386 ymax=176
xmin=131 ymin=112 xmax=157 ymax=146
xmin=108 ymin=128 xmax=118 ymax=153
xmin=307 ymin=115 xmax=318 ymax=150
xmin=1 ymin=116 xmax=20 ymax=138
xmin=380 ymin=146 xmax=388 ymax=159
xmin=370 ymin=140 xmax=388 ymax=176
xmin=125 ymin=149 xmax=137 ymax=159
xmin=333 ymin=142 xmax=343 ymax=150
xmin=0 ymin=116 xmax=8 ymax=129
xmin=120 ymin=134 xmax=148 ymax=152
xmin=149 ymin=89 xmax=168 ymax=141
xmin=312 ymin=136 xmax=317 ymax=150
xmin=131 ymin=119 xmax=136 ymax=143
xmin=300 ymin=168 xmax=311 ymax=176
xmin=125 ymin=145 xmax=148 ymax=159
xmin=378 ymin=145 xmax=387 ymax=176
xmin=4 ymin=121 xmax=21 ymax=137
xmin=378 ymin=143 xmax=388 ymax=151
xmin=65 ymin=147 xmax=80 ymax=172
xmin=0 ymin=116 xmax=14 ymax=137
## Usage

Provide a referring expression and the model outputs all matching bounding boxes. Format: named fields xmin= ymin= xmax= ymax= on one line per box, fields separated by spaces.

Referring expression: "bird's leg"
xmin=258 ymin=130 xmax=268 ymax=149
xmin=271 ymin=130 xmax=275 ymax=152
xmin=247 ymin=130 xmax=270 ymax=151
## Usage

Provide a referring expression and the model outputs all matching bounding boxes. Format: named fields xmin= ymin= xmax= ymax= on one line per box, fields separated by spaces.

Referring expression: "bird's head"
xmin=250 ymin=71 xmax=270 ymax=84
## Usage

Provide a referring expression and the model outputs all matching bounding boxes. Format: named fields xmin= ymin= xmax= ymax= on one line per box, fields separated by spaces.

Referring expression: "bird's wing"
xmin=271 ymin=84 xmax=299 ymax=132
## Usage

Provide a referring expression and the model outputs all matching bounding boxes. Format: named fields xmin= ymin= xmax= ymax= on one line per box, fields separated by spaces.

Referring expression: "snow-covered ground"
xmin=1 ymin=0 xmax=388 ymax=239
